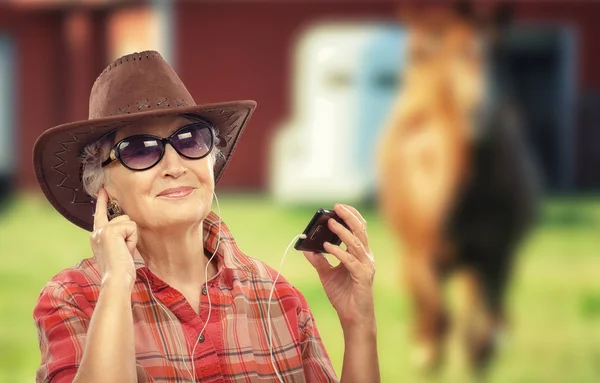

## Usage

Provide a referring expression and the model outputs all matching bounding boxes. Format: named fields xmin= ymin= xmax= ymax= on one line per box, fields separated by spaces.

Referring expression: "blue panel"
xmin=355 ymin=26 xmax=406 ymax=193
xmin=0 ymin=33 xmax=16 ymax=176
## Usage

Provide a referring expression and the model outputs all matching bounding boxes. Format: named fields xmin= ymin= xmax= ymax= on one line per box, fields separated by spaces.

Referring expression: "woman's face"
xmin=104 ymin=115 xmax=215 ymax=230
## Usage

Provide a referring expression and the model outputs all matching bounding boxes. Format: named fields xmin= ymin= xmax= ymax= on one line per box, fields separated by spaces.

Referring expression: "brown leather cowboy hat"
xmin=33 ymin=51 xmax=256 ymax=232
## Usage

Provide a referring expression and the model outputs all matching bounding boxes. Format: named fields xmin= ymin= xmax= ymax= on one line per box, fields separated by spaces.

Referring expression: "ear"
xmin=103 ymin=183 xmax=117 ymax=203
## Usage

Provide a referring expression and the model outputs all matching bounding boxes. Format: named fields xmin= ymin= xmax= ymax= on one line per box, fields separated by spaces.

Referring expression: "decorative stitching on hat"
xmin=111 ymin=97 xmax=192 ymax=116
xmin=226 ymin=124 xmax=239 ymax=141
xmin=52 ymin=131 xmax=95 ymax=204
xmin=93 ymin=51 xmax=161 ymax=89
xmin=137 ymin=99 xmax=150 ymax=110
xmin=219 ymin=110 xmax=239 ymax=141
xmin=220 ymin=109 xmax=237 ymax=123
xmin=212 ymin=107 xmax=253 ymax=184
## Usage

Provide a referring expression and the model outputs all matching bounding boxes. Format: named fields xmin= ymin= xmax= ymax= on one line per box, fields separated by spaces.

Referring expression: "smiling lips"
xmin=157 ymin=186 xmax=195 ymax=198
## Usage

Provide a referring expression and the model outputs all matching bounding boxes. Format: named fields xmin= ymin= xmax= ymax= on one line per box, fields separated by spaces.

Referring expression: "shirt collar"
xmin=132 ymin=211 xmax=257 ymax=275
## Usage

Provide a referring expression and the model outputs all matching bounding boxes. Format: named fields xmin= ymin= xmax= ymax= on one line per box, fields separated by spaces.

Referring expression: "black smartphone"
xmin=294 ymin=208 xmax=349 ymax=253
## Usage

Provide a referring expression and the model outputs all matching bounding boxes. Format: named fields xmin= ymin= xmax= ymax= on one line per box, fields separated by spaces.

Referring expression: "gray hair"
xmin=80 ymin=125 xmax=223 ymax=198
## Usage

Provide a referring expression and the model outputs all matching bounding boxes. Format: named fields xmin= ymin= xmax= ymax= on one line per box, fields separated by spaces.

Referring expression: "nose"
xmin=160 ymin=143 xmax=186 ymax=178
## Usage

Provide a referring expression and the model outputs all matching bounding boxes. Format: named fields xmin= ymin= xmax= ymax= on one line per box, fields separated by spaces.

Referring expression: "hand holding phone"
xmin=294 ymin=208 xmax=349 ymax=254
xmin=300 ymin=204 xmax=377 ymax=345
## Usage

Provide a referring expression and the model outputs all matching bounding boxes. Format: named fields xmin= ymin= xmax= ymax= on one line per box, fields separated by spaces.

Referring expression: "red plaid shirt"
xmin=33 ymin=212 xmax=338 ymax=382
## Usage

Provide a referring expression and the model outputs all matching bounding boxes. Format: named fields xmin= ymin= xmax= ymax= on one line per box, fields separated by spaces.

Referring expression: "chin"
xmin=144 ymin=206 xmax=191 ymax=224
xmin=151 ymin=213 xmax=205 ymax=229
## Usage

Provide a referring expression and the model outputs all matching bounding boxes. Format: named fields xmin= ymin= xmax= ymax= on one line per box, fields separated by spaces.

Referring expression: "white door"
xmin=271 ymin=22 xmax=400 ymax=204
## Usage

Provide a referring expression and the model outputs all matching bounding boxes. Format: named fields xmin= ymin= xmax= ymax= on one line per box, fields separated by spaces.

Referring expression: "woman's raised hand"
xmin=90 ymin=188 xmax=138 ymax=289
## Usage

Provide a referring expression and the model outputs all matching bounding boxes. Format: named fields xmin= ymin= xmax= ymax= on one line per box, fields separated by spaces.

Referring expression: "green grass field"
xmin=0 ymin=193 xmax=599 ymax=382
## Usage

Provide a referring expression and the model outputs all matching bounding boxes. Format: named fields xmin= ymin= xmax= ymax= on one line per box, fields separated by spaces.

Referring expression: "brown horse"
xmin=377 ymin=3 xmax=538 ymax=372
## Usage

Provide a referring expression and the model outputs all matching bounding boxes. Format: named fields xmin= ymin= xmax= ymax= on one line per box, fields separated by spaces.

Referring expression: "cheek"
xmin=191 ymin=158 xmax=215 ymax=184
xmin=107 ymin=168 xmax=156 ymax=206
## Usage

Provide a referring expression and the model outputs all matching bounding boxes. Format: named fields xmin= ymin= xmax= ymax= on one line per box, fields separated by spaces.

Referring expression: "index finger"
xmin=93 ymin=188 xmax=109 ymax=230
xmin=341 ymin=204 xmax=367 ymax=227
xmin=334 ymin=204 xmax=370 ymax=253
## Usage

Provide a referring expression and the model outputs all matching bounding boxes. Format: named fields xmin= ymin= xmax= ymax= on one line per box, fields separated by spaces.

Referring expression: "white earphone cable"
xmin=267 ymin=232 xmax=307 ymax=383
xmin=190 ymin=191 xmax=222 ymax=381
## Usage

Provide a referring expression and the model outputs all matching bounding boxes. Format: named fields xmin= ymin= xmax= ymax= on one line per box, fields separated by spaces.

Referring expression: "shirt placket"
xmin=142 ymin=267 xmax=226 ymax=383
xmin=176 ymin=279 xmax=226 ymax=383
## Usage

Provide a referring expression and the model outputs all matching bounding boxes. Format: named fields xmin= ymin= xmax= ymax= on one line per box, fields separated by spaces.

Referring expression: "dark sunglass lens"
xmin=172 ymin=125 xmax=212 ymax=158
xmin=118 ymin=137 xmax=163 ymax=169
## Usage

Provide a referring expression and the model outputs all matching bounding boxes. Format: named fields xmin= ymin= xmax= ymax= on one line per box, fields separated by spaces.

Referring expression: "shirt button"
xmin=198 ymin=334 xmax=205 ymax=343
xmin=201 ymin=286 xmax=208 ymax=295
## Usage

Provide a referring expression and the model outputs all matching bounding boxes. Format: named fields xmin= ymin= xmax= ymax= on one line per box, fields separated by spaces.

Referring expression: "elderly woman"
xmin=32 ymin=51 xmax=378 ymax=383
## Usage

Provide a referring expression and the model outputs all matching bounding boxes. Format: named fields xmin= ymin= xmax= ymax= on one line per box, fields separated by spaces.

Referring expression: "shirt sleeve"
xmin=33 ymin=281 xmax=90 ymax=383
xmin=293 ymin=287 xmax=339 ymax=383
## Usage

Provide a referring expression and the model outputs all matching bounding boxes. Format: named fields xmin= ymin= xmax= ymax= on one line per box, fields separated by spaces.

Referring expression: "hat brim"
xmin=33 ymin=100 xmax=256 ymax=232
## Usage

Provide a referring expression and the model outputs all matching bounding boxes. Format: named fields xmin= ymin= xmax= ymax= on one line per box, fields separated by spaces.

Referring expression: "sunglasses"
xmin=101 ymin=120 xmax=215 ymax=171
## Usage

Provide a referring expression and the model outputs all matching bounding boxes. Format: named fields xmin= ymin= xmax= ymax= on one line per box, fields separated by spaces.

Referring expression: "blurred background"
xmin=0 ymin=0 xmax=599 ymax=382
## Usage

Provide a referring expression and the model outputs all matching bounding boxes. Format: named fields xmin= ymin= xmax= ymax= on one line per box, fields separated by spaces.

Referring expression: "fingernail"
xmin=323 ymin=241 xmax=331 ymax=247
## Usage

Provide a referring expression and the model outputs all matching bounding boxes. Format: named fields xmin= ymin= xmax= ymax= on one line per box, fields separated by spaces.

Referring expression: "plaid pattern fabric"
xmin=33 ymin=211 xmax=338 ymax=383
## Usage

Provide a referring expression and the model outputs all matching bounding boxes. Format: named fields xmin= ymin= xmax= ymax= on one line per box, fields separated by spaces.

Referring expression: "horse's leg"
xmin=403 ymin=240 xmax=448 ymax=371
xmin=455 ymin=263 xmax=488 ymax=371
xmin=471 ymin=246 xmax=516 ymax=372
xmin=454 ymin=241 xmax=514 ymax=374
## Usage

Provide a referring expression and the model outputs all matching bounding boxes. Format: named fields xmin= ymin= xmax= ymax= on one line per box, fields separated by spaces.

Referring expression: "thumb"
xmin=122 ymin=224 xmax=138 ymax=257
xmin=303 ymin=251 xmax=332 ymax=276
xmin=126 ymin=237 xmax=138 ymax=257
